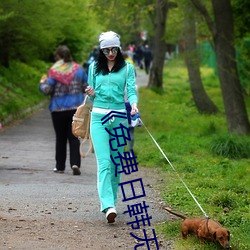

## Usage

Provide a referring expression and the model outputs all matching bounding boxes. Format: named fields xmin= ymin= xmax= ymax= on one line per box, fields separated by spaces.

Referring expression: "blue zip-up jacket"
xmin=87 ymin=62 xmax=138 ymax=110
xmin=39 ymin=67 xmax=88 ymax=112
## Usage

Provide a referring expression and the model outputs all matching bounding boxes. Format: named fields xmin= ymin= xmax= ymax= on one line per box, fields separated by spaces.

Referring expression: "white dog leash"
xmin=139 ymin=118 xmax=209 ymax=218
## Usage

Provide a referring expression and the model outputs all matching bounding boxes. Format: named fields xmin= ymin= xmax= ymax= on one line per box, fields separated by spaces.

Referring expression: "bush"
xmin=210 ymin=191 xmax=237 ymax=209
xmin=210 ymin=135 xmax=250 ymax=159
xmin=0 ymin=60 xmax=49 ymax=123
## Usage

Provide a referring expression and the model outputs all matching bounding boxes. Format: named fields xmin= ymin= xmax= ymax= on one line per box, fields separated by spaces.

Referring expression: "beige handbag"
xmin=72 ymin=95 xmax=94 ymax=158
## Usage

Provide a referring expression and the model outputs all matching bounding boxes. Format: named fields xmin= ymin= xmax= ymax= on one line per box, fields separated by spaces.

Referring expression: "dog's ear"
xmin=227 ymin=230 xmax=230 ymax=240
xmin=213 ymin=231 xmax=217 ymax=240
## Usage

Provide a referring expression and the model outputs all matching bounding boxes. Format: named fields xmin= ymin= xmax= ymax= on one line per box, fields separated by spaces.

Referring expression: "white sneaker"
xmin=105 ymin=208 xmax=117 ymax=223
xmin=53 ymin=168 xmax=64 ymax=173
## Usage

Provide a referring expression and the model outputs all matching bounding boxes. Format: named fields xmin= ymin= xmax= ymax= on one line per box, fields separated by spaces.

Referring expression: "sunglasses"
xmin=102 ymin=47 xmax=119 ymax=55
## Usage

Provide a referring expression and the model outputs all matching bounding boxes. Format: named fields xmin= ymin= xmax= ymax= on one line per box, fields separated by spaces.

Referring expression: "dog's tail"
xmin=161 ymin=206 xmax=187 ymax=220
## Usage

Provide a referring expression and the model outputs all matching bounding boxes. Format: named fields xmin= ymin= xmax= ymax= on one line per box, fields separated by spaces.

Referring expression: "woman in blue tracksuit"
xmin=86 ymin=31 xmax=138 ymax=223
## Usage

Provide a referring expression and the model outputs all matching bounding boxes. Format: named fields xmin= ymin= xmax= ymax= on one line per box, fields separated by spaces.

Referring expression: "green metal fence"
xmin=198 ymin=40 xmax=250 ymax=95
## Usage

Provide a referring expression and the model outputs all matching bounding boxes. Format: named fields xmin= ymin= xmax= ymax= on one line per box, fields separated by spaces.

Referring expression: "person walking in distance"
xmin=85 ymin=31 xmax=138 ymax=223
xmin=143 ymin=44 xmax=153 ymax=74
xmin=39 ymin=45 xmax=88 ymax=175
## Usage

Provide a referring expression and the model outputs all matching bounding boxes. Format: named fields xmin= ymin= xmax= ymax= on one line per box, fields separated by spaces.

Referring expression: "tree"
xmin=191 ymin=0 xmax=250 ymax=134
xmin=184 ymin=1 xmax=218 ymax=114
xmin=232 ymin=0 xmax=250 ymax=96
xmin=232 ymin=0 xmax=250 ymax=40
xmin=91 ymin=0 xmax=155 ymax=48
xmin=0 ymin=0 xmax=98 ymax=66
xmin=148 ymin=0 xmax=177 ymax=89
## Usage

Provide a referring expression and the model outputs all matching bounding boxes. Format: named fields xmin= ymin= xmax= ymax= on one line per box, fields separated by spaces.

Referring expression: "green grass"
xmin=0 ymin=60 xmax=50 ymax=123
xmin=134 ymin=59 xmax=250 ymax=250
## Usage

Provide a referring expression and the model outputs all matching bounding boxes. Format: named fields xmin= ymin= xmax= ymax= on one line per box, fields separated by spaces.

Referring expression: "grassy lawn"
xmin=0 ymin=60 xmax=49 ymax=123
xmin=134 ymin=58 xmax=250 ymax=250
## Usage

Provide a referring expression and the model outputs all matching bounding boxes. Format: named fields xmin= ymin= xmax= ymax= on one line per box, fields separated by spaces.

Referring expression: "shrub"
xmin=210 ymin=135 xmax=250 ymax=159
xmin=210 ymin=191 xmax=237 ymax=209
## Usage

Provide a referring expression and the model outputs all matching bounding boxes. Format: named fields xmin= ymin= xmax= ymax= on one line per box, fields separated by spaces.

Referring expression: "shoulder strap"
xmin=79 ymin=104 xmax=94 ymax=158
xmin=83 ymin=94 xmax=88 ymax=105
xmin=79 ymin=130 xmax=94 ymax=158
xmin=78 ymin=95 xmax=94 ymax=158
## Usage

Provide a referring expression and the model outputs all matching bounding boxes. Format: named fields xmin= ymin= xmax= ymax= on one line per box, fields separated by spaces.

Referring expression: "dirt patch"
xmin=0 ymin=167 xmax=173 ymax=250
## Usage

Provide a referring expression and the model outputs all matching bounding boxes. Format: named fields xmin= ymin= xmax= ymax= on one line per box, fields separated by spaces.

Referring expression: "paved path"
xmin=135 ymin=68 xmax=149 ymax=88
xmin=0 ymin=70 xmax=171 ymax=249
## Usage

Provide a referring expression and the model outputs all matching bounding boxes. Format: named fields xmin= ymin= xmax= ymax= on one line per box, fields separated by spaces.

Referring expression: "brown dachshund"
xmin=162 ymin=207 xmax=231 ymax=249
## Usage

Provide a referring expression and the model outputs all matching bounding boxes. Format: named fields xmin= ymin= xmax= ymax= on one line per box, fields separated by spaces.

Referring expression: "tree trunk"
xmin=147 ymin=0 xmax=169 ymax=89
xmin=184 ymin=4 xmax=218 ymax=114
xmin=191 ymin=0 xmax=250 ymax=134
xmin=212 ymin=0 xmax=250 ymax=134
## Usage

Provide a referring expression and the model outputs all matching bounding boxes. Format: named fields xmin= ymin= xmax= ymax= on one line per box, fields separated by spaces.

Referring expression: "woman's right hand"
xmin=85 ymin=86 xmax=95 ymax=97
xmin=131 ymin=103 xmax=138 ymax=116
xmin=40 ymin=74 xmax=47 ymax=83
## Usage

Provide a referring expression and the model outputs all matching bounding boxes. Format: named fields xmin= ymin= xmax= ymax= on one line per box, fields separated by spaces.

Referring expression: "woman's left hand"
xmin=131 ymin=103 xmax=138 ymax=116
